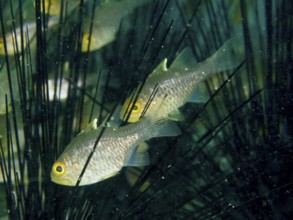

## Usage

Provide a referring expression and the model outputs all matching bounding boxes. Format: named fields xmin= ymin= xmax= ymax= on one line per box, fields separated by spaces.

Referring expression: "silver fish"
xmin=120 ymin=38 xmax=243 ymax=122
xmin=50 ymin=114 xmax=181 ymax=186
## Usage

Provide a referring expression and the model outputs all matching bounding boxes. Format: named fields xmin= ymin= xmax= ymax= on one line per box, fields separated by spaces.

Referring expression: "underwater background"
xmin=0 ymin=0 xmax=292 ymax=219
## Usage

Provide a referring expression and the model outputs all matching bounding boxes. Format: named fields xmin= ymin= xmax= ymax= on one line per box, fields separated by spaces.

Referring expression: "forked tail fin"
xmin=194 ymin=37 xmax=245 ymax=74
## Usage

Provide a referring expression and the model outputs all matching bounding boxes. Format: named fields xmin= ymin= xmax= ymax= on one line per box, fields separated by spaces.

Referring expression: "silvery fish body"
xmin=82 ymin=0 xmax=151 ymax=52
xmin=50 ymin=115 xmax=180 ymax=186
xmin=40 ymin=0 xmax=81 ymax=15
xmin=0 ymin=16 xmax=59 ymax=55
xmin=120 ymin=39 xmax=242 ymax=122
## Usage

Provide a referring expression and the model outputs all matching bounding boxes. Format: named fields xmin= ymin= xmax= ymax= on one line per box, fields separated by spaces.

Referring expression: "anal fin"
xmin=125 ymin=147 xmax=150 ymax=167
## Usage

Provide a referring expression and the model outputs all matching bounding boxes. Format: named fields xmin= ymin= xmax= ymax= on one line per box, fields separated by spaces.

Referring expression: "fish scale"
xmin=137 ymin=69 xmax=210 ymax=120
xmin=157 ymin=71 xmax=206 ymax=109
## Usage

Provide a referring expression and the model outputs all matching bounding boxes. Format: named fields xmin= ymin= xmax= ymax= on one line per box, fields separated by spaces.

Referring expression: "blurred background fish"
xmin=0 ymin=16 xmax=59 ymax=55
xmin=38 ymin=0 xmax=81 ymax=16
xmin=81 ymin=0 xmax=152 ymax=52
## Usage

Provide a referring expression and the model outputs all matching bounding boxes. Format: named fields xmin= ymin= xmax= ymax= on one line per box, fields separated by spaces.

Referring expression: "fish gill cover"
xmin=0 ymin=0 xmax=292 ymax=219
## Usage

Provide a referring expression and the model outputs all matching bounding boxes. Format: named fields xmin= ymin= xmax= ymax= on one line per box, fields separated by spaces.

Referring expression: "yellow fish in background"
xmin=0 ymin=22 xmax=35 ymax=55
xmin=81 ymin=0 xmax=151 ymax=52
xmin=50 ymin=113 xmax=181 ymax=186
xmin=120 ymin=38 xmax=244 ymax=123
xmin=0 ymin=16 xmax=59 ymax=56
xmin=1 ymin=0 xmax=81 ymax=56
xmin=38 ymin=0 xmax=81 ymax=16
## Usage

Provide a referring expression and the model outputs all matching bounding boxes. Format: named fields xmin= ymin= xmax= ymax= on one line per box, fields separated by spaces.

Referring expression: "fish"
xmin=50 ymin=112 xmax=181 ymax=186
xmin=0 ymin=21 xmax=36 ymax=56
xmin=81 ymin=0 xmax=150 ymax=52
xmin=0 ymin=16 xmax=59 ymax=56
xmin=37 ymin=0 xmax=81 ymax=15
xmin=120 ymin=38 xmax=243 ymax=122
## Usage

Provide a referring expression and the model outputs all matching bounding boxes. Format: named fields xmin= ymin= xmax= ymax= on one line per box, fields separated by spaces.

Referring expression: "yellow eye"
xmin=82 ymin=33 xmax=94 ymax=52
xmin=52 ymin=161 xmax=66 ymax=176
xmin=83 ymin=33 xmax=90 ymax=44
xmin=0 ymin=38 xmax=4 ymax=50
xmin=120 ymin=98 xmax=143 ymax=123
xmin=132 ymin=102 xmax=142 ymax=113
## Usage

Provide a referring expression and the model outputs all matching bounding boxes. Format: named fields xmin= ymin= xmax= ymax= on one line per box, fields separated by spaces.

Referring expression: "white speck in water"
xmin=228 ymin=203 xmax=235 ymax=208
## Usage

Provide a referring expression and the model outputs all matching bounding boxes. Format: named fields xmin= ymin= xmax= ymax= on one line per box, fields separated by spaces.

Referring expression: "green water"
xmin=0 ymin=0 xmax=292 ymax=219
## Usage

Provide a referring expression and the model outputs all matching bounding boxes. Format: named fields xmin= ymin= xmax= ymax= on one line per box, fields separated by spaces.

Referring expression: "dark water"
xmin=0 ymin=0 xmax=292 ymax=219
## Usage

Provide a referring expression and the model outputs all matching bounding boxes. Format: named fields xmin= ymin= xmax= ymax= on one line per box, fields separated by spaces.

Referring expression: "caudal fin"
xmin=195 ymin=37 xmax=245 ymax=74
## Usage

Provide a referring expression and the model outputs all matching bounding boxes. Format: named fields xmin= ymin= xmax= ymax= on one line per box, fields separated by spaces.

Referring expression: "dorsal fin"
xmin=87 ymin=119 xmax=98 ymax=130
xmin=148 ymin=58 xmax=168 ymax=79
xmin=170 ymin=48 xmax=197 ymax=70
xmin=101 ymin=105 xmax=123 ymax=127
xmin=79 ymin=119 xmax=98 ymax=136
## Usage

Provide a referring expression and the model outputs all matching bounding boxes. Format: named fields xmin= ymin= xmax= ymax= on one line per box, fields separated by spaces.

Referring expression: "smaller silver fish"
xmin=81 ymin=0 xmax=151 ymax=52
xmin=0 ymin=16 xmax=59 ymax=55
xmin=50 ymin=113 xmax=181 ymax=186
xmin=120 ymin=38 xmax=243 ymax=122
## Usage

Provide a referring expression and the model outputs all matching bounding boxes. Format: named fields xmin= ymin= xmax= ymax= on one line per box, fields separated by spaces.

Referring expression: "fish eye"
xmin=132 ymin=102 xmax=142 ymax=113
xmin=83 ymin=34 xmax=90 ymax=44
xmin=45 ymin=0 xmax=58 ymax=8
xmin=52 ymin=161 xmax=66 ymax=176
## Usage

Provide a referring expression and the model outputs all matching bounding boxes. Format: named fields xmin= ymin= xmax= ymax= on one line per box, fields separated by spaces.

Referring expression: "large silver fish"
xmin=120 ymin=39 xmax=243 ymax=122
xmin=50 ymin=114 xmax=181 ymax=186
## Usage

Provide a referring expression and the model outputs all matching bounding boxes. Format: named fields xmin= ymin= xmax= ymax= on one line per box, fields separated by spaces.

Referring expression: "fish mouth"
xmin=50 ymin=172 xmax=74 ymax=186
